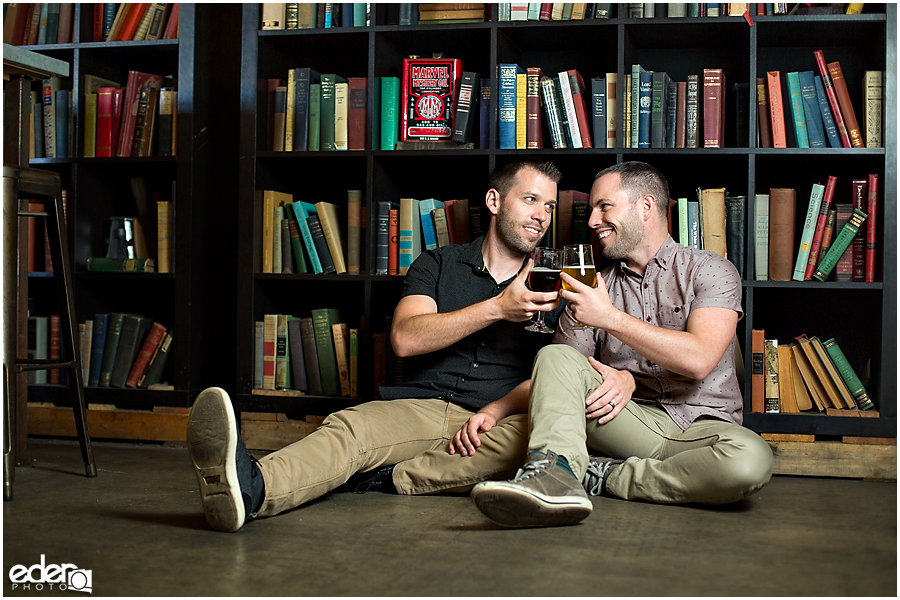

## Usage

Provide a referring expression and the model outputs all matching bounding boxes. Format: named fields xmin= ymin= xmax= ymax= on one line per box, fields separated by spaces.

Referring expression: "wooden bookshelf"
xmin=235 ymin=3 xmax=894 ymax=444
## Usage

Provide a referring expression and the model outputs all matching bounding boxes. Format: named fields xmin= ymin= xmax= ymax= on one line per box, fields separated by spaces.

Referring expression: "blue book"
xmin=55 ymin=89 xmax=69 ymax=158
xmin=814 ymin=75 xmax=842 ymax=148
xmin=291 ymin=201 xmax=324 ymax=274
xmin=45 ymin=3 xmax=60 ymax=44
xmin=37 ymin=4 xmax=50 ymax=44
xmin=306 ymin=214 xmax=336 ymax=274
xmin=342 ymin=3 xmax=354 ymax=26
xmin=785 ymin=72 xmax=809 ymax=148
xmin=353 ymin=3 xmax=367 ymax=26
xmin=88 ymin=314 xmax=109 ymax=387
xmin=293 ymin=67 xmax=321 ymax=152
xmin=418 ymin=199 xmax=444 ymax=251
xmin=798 ymin=70 xmax=826 ymax=148
xmin=479 ymin=78 xmax=491 ymax=149
xmin=102 ymin=4 xmax=119 ymax=40
xmin=638 ymin=71 xmax=653 ymax=148
xmin=498 ymin=64 xmax=523 ymax=149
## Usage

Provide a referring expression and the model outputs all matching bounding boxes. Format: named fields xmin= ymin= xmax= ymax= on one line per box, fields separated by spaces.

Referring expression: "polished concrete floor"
xmin=3 ymin=438 xmax=897 ymax=596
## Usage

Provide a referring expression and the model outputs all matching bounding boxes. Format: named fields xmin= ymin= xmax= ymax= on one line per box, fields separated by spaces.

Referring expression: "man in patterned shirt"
xmin=468 ymin=161 xmax=775 ymax=528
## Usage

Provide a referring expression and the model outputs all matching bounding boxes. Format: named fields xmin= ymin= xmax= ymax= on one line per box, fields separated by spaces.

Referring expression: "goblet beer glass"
xmin=525 ymin=247 xmax=563 ymax=333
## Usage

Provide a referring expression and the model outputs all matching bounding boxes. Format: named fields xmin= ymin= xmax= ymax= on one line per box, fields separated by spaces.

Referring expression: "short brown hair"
xmin=488 ymin=158 xmax=562 ymax=198
xmin=595 ymin=161 xmax=670 ymax=220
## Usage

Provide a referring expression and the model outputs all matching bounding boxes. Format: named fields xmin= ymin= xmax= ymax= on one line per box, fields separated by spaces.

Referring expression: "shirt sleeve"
xmin=401 ymin=250 xmax=441 ymax=301
xmin=552 ymin=303 xmax=597 ymax=358
xmin=691 ymin=253 xmax=744 ymax=320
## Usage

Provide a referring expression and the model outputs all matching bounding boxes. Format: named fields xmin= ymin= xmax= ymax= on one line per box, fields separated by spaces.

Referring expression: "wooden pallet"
xmin=761 ymin=433 xmax=896 ymax=480
xmin=27 ymin=405 xmax=188 ymax=443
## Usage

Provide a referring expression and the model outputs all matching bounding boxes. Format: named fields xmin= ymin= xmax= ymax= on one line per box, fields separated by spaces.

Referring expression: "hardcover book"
xmin=812 ymin=208 xmax=867 ymax=282
xmin=767 ymin=188 xmax=796 ymax=281
xmin=702 ymin=68 xmax=725 ymax=148
xmin=117 ymin=70 xmax=165 ymax=157
xmin=401 ymin=58 xmax=462 ymax=141
xmin=348 ymin=77 xmax=367 ymax=151
xmin=95 ymin=87 xmax=122 ymax=157
xmin=803 ymin=175 xmax=837 ymax=280
xmin=765 ymin=71 xmax=787 ymax=148
xmin=792 ymin=183 xmax=824 ymax=281
xmin=311 ymin=308 xmax=342 ymax=396
xmin=452 ymin=70 xmax=480 ymax=144
xmin=300 ymin=317 xmax=323 ymax=395
xmin=498 ymin=63 xmax=523 ymax=149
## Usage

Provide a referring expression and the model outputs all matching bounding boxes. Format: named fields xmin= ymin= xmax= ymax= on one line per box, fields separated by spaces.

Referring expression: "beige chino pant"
xmin=529 ymin=344 xmax=775 ymax=505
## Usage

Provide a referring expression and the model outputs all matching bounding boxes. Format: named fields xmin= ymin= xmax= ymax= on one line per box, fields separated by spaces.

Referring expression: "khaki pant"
xmin=256 ymin=398 xmax=529 ymax=517
xmin=529 ymin=344 xmax=775 ymax=504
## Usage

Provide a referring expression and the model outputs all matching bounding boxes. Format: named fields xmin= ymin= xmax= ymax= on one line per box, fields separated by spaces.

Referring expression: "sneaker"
xmin=470 ymin=450 xmax=593 ymax=528
xmin=187 ymin=387 xmax=265 ymax=532
xmin=582 ymin=456 xmax=624 ymax=496
xmin=334 ymin=465 xmax=396 ymax=494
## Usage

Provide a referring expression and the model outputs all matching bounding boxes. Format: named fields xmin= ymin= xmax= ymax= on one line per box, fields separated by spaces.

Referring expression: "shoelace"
xmin=584 ymin=462 xmax=606 ymax=496
xmin=511 ymin=458 xmax=550 ymax=482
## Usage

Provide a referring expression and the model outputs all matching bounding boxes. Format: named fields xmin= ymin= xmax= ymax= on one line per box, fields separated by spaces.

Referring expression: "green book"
xmin=822 ymin=338 xmax=875 ymax=411
xmin=109 ymin=316 xmax=152 ymax=388
xmin=812 ymin=209 xmax=866 ymax=281
xmin=83 ymin=93 xmax=97 ymax=157
xmin=99 ymin=313 xmax=128 ymax=387
xmin=381 ymin=77 xmax=399 ymax=150
xmin=310 ymin=308 xmax=342 ymax=396
xmin=792 ymin=183 xmax=824 ymax=281
xmin=283 ymin=204 xmax=309 ymax=274
xmin=786 ymin=71 xmax=809 ymax=148
xmin=308 ymin=83 xmax=321 ymax=151
xmin=319 ymin=74 xmax=347 ymax=151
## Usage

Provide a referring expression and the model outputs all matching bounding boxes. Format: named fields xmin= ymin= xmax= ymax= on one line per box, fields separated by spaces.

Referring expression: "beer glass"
xmin=563 ymin=244 xmax=597 ymax=327
xmin=525 ymin=248 xmax=563 ymax=333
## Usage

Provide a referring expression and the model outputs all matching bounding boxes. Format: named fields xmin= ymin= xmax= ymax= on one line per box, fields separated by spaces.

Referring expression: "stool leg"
xmin=3 ymin=174 xmax=18 ymax=499
xmin=44 ymin=192 xmax=96 ymax=478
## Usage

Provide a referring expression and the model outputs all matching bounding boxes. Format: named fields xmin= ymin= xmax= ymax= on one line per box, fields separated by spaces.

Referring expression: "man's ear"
xmin=641 ymin=193 xmax=656 ymax=221
xmin=485 ymin=188 xmax=502 ymax=216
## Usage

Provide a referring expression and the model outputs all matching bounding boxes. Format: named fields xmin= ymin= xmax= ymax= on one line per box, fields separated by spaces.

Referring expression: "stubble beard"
xmin=600 ymin=207 xmax=643 ymax=260
xmin=497 ymin=201 xmax=545 ymax=255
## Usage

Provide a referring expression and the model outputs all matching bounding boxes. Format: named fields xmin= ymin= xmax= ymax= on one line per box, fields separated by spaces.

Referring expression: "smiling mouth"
xmin=525 ymin=225 xmax=543 ymax=238
xmin=597 ymin=229 xmax=613 ymax=240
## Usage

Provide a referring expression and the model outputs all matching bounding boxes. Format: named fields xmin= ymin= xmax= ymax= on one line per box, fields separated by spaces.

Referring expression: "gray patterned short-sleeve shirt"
xmin=554 ymin=235 xmax=744 ymax=430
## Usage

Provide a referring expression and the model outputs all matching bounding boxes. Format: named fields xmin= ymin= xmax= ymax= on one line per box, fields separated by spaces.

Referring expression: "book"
xmin=287 ymin=318 xmax=308 ymax=392
xmin=254 ymin=321 xmax=264 ymax=389
xmin=516 ymin=71 xmax=527 ymax=149
xmin=262 ymin=314 xmax=277 ymax=389
xmin=26 ymin=316 xmax=49 ymax=385
xmin=784 ymin=342 xmax=814 ymax=411
xmin=292 ymin=201 xmax=324 ymax=274
xmin=850 ymin=179 xmax=867 ymax=282
xmin=126 ymin=322 xmax=166 ymax=388
xmin=539 ymin=76 xmax=566 ymax=149
xmin=605 ymin=72 xmax=617 ymax=148
xmin=630 ymin=64 xmax=645 ymax=147
xmin=139 ymin=330 xmax=172 ymax=388
xmin=132 ymin=3 xmax=156 ymax=40
xmin=666 ymin=79 xmax=679 ymax=148
xmin=798 ymin=71 xmax=825 ymax=148
xmin=109 ymin=316 xmax=152 ymax=388
xmin=820 ymin=209 xmax=837 ymax=259
xmin=262 ymin=3 xmax=286 ymax=29
xmin=347 ymin=189 xmax=362 ymax=274
xmin=809 ymin=336 xmax=856 ymax=409
xmin=685 ymin=74 xmax=700 ymax=148
xmin=332 ymin=323 xmax=351 ymax=396
xmin=96 ymin=87 xmax=123 ymax=158
xmin=432 ymin=207 xmax=451 ymax=247
xmin=813 ymin=75 xmax=841 ymax=148
xmin=320 ymin=73 xmax=347 ymax=151
xmin=777 ymin=344 xmax=800 ymax=413
xmin=399 ymin=197 xmax=423 ymax=275
xmin=334 ymin=80 xmax=349 ymax=151
xmin=349 ymin=328 xmax=359 ymax=397
xmin=812 ymin=209 xmax=866 ymax=282
xmin=117 ymin=70 xmax=164 ymax=157
xmin=418 ymin=198 xmax=444 ymax=251
xmin=754 ymin=193 xmax=769 ymax=281
xmin=158 ymin=87 xmax=176 ymax=156
xmin=162 ymin=3 xmax=179 ymax=39
xmin=785 ymin=72 xmax=809 ymax=148
xmin=764 ymin=339 xmax=779 ymax=413
xmin=822 ymin=338 xmax=874 ymax=411
xmin=86 ymin=257 xmax=156 ymax=272
xmin=750 ymin=329 xmax=765 ymax=413
xmin=283 ymin=201 xmax=309 ymax=274
xmin=307 ymin=213 xmax=336 ymax=274
xmin=795 ymin=335 xmax=841 ymax=409
xmin=88 ymin=314 xmax=110 ymax=387
xmin=48 ymin=315 xmax=61 ymax=385
xmin=767 ymin=188 xmax=795 ymax=282
xmin=636 ymin=70 xmax=652 ymax=148
xmin=702 ymin=68 xmax=725 ymax=148
xmin=262 ymin=191 xmax=283 ymax=272
xmin=826 ymin=60 xmax=864 ymax=148
xmin=41 ymin=76 xmax=61 ymax=158
xmin=311 ymin=308 xmax=342 ymax=396
xmin=272 ymin=84 xmax=287 ymax=151
xmin=755 ymin=77 xmax=772 ymax=148
xmin=375 ymin=201 xmax=391 ymax=275
xmin=380 ymin=76 xmax=401 ymax=150
xmin=863 ymin=71 xmax=883 ymax=148
xmin=451 ymin=70 xmax=479 ymax=144
xmin=275 ymin=314 xmax=289 ymax=389
xmin=117 ymin=3 xmax=149 ymax=40
xmin=591 ymin=77 xmax=607 ymax=151
xmin=54 ymin=89 xmax=71 ymax=158
xmin=348 ymin=76 xmax=367 ymax=151
xmin=697 ymin=187 xmax=726 ymax=259
xmin=832 ymin=203 xmax=854 ymax=282
xmin=401 ymin=57 xmax=462 ymax=141
xmin=98 ymin=313 xmax=127 ymax=387
xmin=725 ymin=194 xmax=745 ymax=278
xmin=479 ymin=77 xmax=491 ymax=149
xmin=813 ymin=50 xmax=851 ymax=148
xmin=765 ymin=71 xmax=786 ymax=148
xmin=791 ymin=183 xmax=824 ymax=281
xmin=300 ymin=317 xmax=324 ymax=395
xmin=156 ymin=200 xmax=172 ymax=273
xmin=498 ymin=64 xmax=523 ymax=149
xmin=803 ymin=175 xmax=837 ymax=280
xmin=865 ymin=173 xmax=878 ymax=283
xmin=315 ymin=201 xmax=348 ymax=274
xmin=293 ymin=67 xmax=321 ymax=152
xmin=308 ymin=83 xmax=321 ymax=150
xmin=522 ymin=67 xmax=542 ymax=149
xmin=82 ymin=320 xmax=93 ymax=383
xmin=131 ymin=86 xmax=160 ymax=157
xmin=650 ymin=71 xmax=670 ymax=149
xmin=790 ymin=340 xmax=827 ymax=411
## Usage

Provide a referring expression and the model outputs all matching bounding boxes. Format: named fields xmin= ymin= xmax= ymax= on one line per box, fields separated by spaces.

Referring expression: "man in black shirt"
xmin=187 ymin=158 xmax=564 ymax=532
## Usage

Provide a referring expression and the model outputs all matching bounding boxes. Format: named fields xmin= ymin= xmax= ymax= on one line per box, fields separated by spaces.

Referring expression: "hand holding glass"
xmin=525 ymin=248 xmax=563 ymax=333
xmin=563 ymin=244 xmax=597 ymax=328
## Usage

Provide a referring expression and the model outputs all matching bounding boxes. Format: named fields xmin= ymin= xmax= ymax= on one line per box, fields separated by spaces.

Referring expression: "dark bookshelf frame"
xmin=235 ymin=4 xmax=895 ymax=441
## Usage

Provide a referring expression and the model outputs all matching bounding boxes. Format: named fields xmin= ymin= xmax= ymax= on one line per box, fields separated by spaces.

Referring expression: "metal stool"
xmin=3 ymin=165 xmax=97 ymax=501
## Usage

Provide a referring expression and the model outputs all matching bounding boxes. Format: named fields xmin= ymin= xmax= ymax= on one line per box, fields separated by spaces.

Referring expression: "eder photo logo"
xmin=8 ymin=555 xmax=92 ymax=594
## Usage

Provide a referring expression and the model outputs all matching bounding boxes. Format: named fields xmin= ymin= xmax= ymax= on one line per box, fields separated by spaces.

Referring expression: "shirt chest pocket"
xmin=657 ymin=303 xmax=689 ymax=331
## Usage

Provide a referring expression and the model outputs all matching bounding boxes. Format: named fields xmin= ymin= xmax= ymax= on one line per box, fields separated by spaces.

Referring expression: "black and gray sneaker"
xmin=582 ymin=456 xmax=624 ymax=496
xmin=187 ymin=387 xmax=265 ymax=532
xmin=470 ymin=450 xmax=593 ymax=528
xmin=334 ymin=465 xmax=396 ymax=494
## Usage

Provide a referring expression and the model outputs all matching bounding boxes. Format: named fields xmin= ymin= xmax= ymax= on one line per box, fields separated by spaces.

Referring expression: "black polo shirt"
xmin=379 ymin=236 xmax=564 ymax=411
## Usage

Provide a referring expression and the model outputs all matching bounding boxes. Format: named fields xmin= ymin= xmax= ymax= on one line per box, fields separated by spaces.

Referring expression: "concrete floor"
xmin=2 ymin=439 xmax=897 ymax=597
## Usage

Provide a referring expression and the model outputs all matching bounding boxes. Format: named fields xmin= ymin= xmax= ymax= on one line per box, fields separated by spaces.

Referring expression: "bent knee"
xmin=534 ymin=343 xmax=588 ymax=368
xmin=721 ymin=434 xmax=775 ymax=500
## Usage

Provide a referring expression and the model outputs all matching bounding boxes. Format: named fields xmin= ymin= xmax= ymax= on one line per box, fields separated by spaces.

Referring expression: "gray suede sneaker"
xmin=471 ymin=450 xmax=593 ymax=528
xmin=582 ymin=456 xmax=624 ymax=496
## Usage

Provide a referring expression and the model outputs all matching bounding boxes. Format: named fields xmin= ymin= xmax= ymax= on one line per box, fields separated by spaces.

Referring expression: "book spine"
xmin=650 ymin=72 xmax=667 ymax=149
xmin=287 ymin=319 xmax=308 ymax=391
xmin=725 ymin=194 xmax=745 ymax=279
xmin=348 ymin=77 xmax=366 ymax=150
xmin=139 ymin=331 xmax=172 ymax=388
xmin=498 ymin=64 xmax=519 ymax=149
xmin=826 ymin=61 xmax=864 ymax=148
xmin=307 ymin=214 xmax=336 ymax=274
xmin=785 ymin=72 xmax=809 ymax=148
xmin=347 ymin=190 xmax=362 ymax=274
xmin=524 ymin=69 xmax=542 ymax=149
xmin=452 ymin=71 xmax=479 ymax=144
xmin=813 ymin=50 xmax=851 ymax=148
xmin=605 ymin=73 xmax=617 ymax=148
xmin=311 ymin=308 xmax=341 ymax=396
xmin=275 ymin=315 xmax=288 ymax=389
xmin=88 ymin=314 xmax=109 ymax=386
xmin=866 ymin=173 xmax=878 ymax=283
xmin=479 ymin=77 xmax=491 ymax=150
xmin=850 ymin=179 xmax=868 ymax=282
xmin=375 ymin=202 xmax=390 ymax=275
xmin=863 ymin=71 xmax=883 ymax=148
xmin=557 ymin=71 xmax=582 ymax=148
xmin=299 ymin=317 xmax=323 ymax=395
xmin=767 ymin=188 xmax=795 ymax=281
xmin=540 ymin=77 xmax=566 ymax=149
xmin=294 ymin=68 xmax=312 ymax=152
xmin=685 ymin=74 xmax=699 ymax=148
xmin=331 ymin=323 xmax=350 ymax=396
xmin=665 ymin=80 xmax=677 ymax=148
xmin=751 ymin=329 xmax=765 ymax=413
xmin=292 ymin=204 xmax=323 ymax=274
xmin=813 ymin=75 xmax=841 ymax=148
xmin=157 ymin=200 xmax=172 ymax=273
xmin=126 ymin=322 xmax=166 ymax=388
xmin=766 ymin=71 xmax=786 ymax=148
xmin=792 ymin=183 xmax=824 ymax=281
xmin=764 ymin=339 xmax=779 ymax=413
xmin=380 ymin=77 xmax=399 ymax=150
xmin=334 ymin=81 xmax=349 ymax=151
xmin=637 ymin=71 xmax=652 ymax=148
xmin=755 ymin=77 xmax=772 ymax=148
xmin=702 ymin=69 xmax=724 ymax=148
xmin=822 ymin=338 xmax=874 ymax=411
xmin=803 ymin=175 xmax=836 ymax=280
xmin=813 ymin=209 xmax=867 ymax=281
xmin=99 ymin=314 xmax=126 ymax=387
xmin=515 ymin=72 xmax=527 ymax=149
xmin=262 ymin=314 xmax=277 ymax=389
xmin=254 ymin=321 xmax=263 ymax=389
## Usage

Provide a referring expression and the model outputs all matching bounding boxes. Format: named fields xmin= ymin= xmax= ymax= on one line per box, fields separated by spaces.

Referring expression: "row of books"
xmin=21 ymin=191 xmax=69 ymax=274
xmin=255 ymin=310 xmax=357 ymax=397
xmin=497 ymin=3 xmax=609 ymax=20
xmin=261 ymin=3 xmax=371 ymax=29
xmin=266 ymin=71 xmax=366 ymax=152
xmin=760 ymin=51 xmax=882 ymax=149
xmin=90 ymin=3 xmax=180 ymax=42
xmin=751 ymin=330 xmax=874 ymax=415
xmin=754 ymin=174 xmax=878 ymax=283
xmin=261 ymin=191 xmax=363 ymax=276
xmin=3 ymin=3 xmax=75 ymax=46
xmin=30 ymin=79 xmax=73 ymax=159
xmin=627 ymin=3 xmax=866 ymax=17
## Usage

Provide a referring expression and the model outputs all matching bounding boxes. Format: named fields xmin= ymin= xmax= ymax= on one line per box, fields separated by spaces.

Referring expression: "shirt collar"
xmin=460 ymin=234 xmax=530 ymax=282
xmin=616 ymin=234 xmax=678 ymax=277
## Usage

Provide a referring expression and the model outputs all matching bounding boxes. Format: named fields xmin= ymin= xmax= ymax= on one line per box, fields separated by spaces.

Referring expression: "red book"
xmin=804 ymin=175 xmax=837 ymax=280
xmin=813 ymin=50 xmax=852 ymax=148
xmin=26 ymin=201 xmax=41 ymax=272
xmin=12 ymin=3 xmax=30 ymax=45
xmin=49 ymin=315 xmax=61 ymax=385
xmin=766 ymin=71 xmax=786 ymax=148
xmin=526 ymin=67 xmax=545 ymax=149
xmin=24 ymin=4 xmax=40 ymax=46
xmin=768 ymin=188 xmax=796 ymax=282
xmin=567 ymin=69 xmax=592 ymax=148
xmin=126 ymin=322 xmax=167 ymax=387
xmin=163 ymin=3 xmax=180 ymax=39
xmin=348 ymin=77 xmax=367 ymax=151
xmin=539 ymin=3 xmax=552 ymax=19
xmin=93 ymin=4 xmax=103 ymax=42
xmin=400 ymin=57 xmax=462 ymax=141
xmin=827 ymin=61 xmax=865 ymax=148
xmin=866 ymin=174 xmax=878 ymax=282
xmin=703 ymin=68 xmax=725 ymax=148
xmin=116 ymin=3 xmax=148 ymax=41
xmin=96 ymin=87 xmax=122 ymax=157
xmin=266 ymin=78 xmax=282 ymax=151
xmin=850 ymin=179 xmax=867 ymax=281
xmin=116 ymin=70 xmax=164 ymax=157
xmin=443 ymin=199 xmax=458 ymax=244
xmin=820 ymin=210 xmax=837 ymax=258
xmin=388 ymin=206 xmax=399 ymax=276
xmin=755 ymin=77 xmax=772 ymax=148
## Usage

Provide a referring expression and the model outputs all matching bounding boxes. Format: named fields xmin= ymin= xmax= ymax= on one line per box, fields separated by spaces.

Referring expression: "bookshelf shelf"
xmin=235 ymin=4 xmax=895 ymax=444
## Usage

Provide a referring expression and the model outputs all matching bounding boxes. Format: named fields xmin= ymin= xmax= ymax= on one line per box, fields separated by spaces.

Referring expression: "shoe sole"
xmin=187 ymin=388 xmax=245 ymax=532
xmin=471 ymin=483 xmax=593 ymax=528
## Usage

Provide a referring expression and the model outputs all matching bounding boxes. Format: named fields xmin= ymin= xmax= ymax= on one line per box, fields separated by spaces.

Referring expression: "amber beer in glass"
xmin=525 ymin=248 xmax=563 ymax=333
xmin=562 ymin=244 xmax=597 ymax=291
